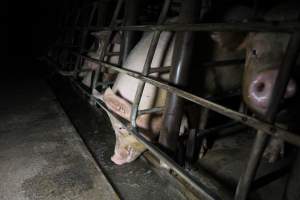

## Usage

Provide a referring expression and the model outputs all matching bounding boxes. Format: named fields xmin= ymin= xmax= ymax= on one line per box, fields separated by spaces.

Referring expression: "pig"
xmin=79 ymin=31 xmax=120 ymax=90
xmin=239 ymin=4 xmax=298 ymax=162
xmin=101 ymin=7 xmax=257 ymax=165
xmin=101 ymin=31 xmax=177 ymax=165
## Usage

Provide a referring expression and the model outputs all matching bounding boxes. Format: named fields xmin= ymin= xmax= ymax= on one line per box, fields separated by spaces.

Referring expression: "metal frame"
xmin=48 ymin=0 xmax=300 ymax=200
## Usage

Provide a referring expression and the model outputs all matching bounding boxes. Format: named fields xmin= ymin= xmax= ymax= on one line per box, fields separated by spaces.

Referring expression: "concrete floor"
xmin=0 ymin=72 xmax=119 ymax=200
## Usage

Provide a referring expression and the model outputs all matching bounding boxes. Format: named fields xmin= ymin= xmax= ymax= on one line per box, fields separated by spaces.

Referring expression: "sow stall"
xmin=46 ymin=0 xmax=300 ymax=199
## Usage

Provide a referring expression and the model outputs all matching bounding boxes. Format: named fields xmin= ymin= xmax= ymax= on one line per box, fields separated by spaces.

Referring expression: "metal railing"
xmin=47 ymin=0 xmax=300 ymax=199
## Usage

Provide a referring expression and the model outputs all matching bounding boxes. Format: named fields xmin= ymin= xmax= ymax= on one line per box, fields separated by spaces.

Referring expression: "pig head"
xmin=242 ymin=33 xmax=297 ymax=115
xmin=239 ymin=4 xmax=299 ymax=162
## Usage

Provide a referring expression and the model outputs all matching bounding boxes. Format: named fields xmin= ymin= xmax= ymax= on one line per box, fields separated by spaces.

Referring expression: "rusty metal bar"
xmin=159 ymin=0 xmax=201 ymax=156
xmin=73 ymin=22 xmax=300 ymax=32
xmin=130 ymin=0 xmax=171 ymax=128
xmin=234 ymin=32 xmax=300 ymax=200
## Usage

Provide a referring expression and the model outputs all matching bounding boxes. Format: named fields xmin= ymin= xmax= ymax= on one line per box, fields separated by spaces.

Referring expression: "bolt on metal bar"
xmin=130 ymin=0 xmax=171 ymax=128
xmin=234 ymin=32 xmax=300 ymax=200
xmin=75 ymin=22 xmax=300 ymax=32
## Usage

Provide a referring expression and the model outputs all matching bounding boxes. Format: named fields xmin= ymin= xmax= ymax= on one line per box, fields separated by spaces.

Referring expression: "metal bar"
xmin=106 ymin=52 xmax=120 ymax=56
xmin=121 ymin=0 xmax=140 ymax=63
xmin=73 ymin=22 xmax=300 ymax=32
xmin=94 ymin=99 xmax=222 ymax=200
xmin=68 ymin=74 xmax=230 ymax=199
xmin=130 ymin=0 xmax=171 ymax=128
xmin=90 ymin=0 xmax=124 ymax=96
xmin=234 ymin=32 xmax=300 ymax=200
xmin=159 ymin=0 xmax=201 ymax=156
xmin=95 ymin=60 xmax=300 ymax=146
xmin=149 ymin=66 xmax=171 ymax=74
xmin=251 ymin=165 xmax=290 ymax=191
xmin=130 ymin=31 xmax=162 ymax=128
xmin=74 ymin=4 xmax=97 ymax=74
xmin=70 ymin=52 xmax=300 ymax=146
xmin=138 ymin=107 xmax=165 ymax=115
xmin=201 ymin=59 xmax=245 ymax=68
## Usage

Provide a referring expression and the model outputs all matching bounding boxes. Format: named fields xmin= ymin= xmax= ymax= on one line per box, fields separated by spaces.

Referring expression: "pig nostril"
xmin=256 ymin=82 xmax=265 ymax=93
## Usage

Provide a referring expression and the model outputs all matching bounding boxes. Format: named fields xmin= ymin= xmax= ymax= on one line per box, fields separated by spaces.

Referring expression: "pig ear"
xmin=103 ymin=88 xmax=132 ymax=121
xmin=91 ymin=31 xmax=110 ymax=41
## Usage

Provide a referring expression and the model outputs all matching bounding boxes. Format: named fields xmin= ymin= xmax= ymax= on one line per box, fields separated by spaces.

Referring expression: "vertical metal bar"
xmin=74 ymin=4 xmax=97 ymax=73
xmin=90 ymin=0 xmax=124 ymax=97
xmin=235 ymin=32 xmax=300 ymax=200
xmin=159 ymin=0 xmax=201 ymax=156
xmin=121 ymin=0 xmax=140 ymax=64
xmin=130 ymin=0 xmax=171 ymax=128
xmin=130 ymin=31 xmax=162 ymax=128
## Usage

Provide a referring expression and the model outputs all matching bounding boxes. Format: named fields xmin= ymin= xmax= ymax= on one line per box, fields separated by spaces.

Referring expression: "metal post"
xmin=235 ymin=32 xmax=300 ymax=200
xmin=74 ymin=5 xmax=97 ymax=74
xmin=130 ymin=0 xmax=171 ymax=128
xmin=121 ymin=0 xmax=140 ymax=64
xmin=159 ymin=0 xmax=201 ymax=156
xmin=90 ymin=0 xmax=124 ymax=100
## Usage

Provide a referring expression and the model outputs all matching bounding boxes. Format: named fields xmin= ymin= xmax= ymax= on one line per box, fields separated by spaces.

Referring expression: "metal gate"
xmin=45 ymin=0 xmax=300 ymax=199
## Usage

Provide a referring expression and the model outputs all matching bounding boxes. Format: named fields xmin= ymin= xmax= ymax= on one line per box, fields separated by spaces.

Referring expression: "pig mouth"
xmin=248 ymin=69 xmax=297 ymax=113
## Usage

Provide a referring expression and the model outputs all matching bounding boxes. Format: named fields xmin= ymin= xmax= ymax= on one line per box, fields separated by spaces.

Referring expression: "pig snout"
xmin=248 ymin=69 xmax=297 ymax=111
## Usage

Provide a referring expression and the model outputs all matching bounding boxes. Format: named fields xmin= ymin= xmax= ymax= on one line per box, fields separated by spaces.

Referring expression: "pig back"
xmin=112 ymin=31 xmax=174 ymax=110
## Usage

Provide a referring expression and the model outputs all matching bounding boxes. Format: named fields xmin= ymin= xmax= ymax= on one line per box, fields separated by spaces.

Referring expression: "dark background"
xmin=4 ymin=0 xmax=85 ymax=76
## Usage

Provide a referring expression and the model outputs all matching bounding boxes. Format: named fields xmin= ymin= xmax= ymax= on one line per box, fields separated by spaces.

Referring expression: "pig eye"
xmin=252 ymin=49 xmax=257 ymax=56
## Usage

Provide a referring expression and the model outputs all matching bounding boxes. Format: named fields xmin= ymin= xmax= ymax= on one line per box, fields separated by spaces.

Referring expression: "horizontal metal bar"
xmin=71 ymin=53 xmax=300 ymax=146
xmin=149 ymin=66 xmax=171 ymax=74
xmin=106 ymin=52 xmax=120 ymax=56
xmin=201 ymin=59 xmax=245 ymax=68
xmin=198 ymin=121 xmax=244 ymax=137
xmin=94 ymin=98 xmax=223 ymax=200
xmin=138 ymin=107 xmax=165 ymax=115
xmin=95 ymin=61 xmax=300 ymax=146
xmin=71 ymin=22 xmax=300 ymax=32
